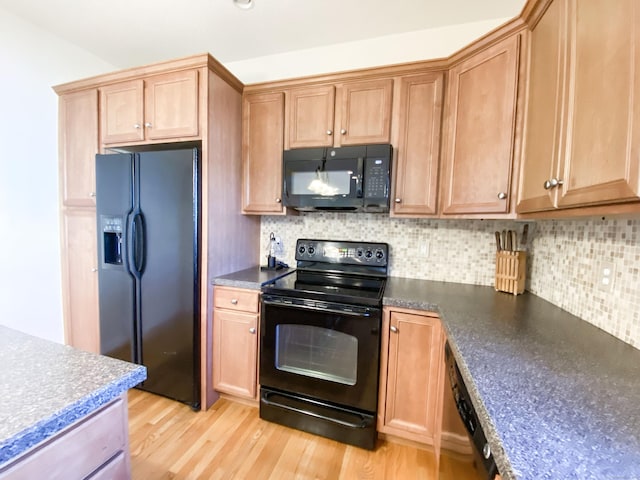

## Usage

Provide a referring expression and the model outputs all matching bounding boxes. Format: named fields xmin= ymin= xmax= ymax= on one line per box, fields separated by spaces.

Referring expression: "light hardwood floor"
xmin=128 ymin=390 xmax=477 ymax=479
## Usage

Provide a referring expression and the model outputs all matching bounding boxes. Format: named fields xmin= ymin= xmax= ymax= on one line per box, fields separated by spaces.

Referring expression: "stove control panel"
xmin=295 ymin=239 xmax=388 ymax=266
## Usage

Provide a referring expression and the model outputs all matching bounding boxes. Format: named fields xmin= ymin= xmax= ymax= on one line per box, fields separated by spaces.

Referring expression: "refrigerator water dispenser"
xmin=100 ymin=215 xmax=124 ymax=266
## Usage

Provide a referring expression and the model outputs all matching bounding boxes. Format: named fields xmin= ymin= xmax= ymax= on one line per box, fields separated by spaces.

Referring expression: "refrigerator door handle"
xmin=132 ymin=211 xmax=145 ymax=275
xmin=127 ymin=209 xmax=145 ymax=278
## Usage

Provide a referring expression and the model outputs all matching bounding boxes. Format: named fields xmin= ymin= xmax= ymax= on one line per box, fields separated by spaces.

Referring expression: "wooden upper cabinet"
xmin=519 ymin=0 xmax=640 ymax=212
xmin=242 ymin=91 xmax=285 ymax=214
xmin=286 ymin=85 xmax=335 ymax=148
xmin=338 ymin=78 xmax=393 ymax=146
xmin=440 ymin=34 xmax=521 ymax=216
xmin=144 ymin=70 xmax=199 ymax=140
xmin=59 ymin=90 xmax=99 ymax=206
xmin=100 ymin=70 xmax=199 ymax=145
xmin=517 ymin=0 xmax=566 ymax=213
xmin=100 ymin=80 xmax=144 ymax=144
xmin=392 ymin=73 xmax=444 ymax=216
xmin=559 ymin=0 xmax=640 ymax=207
xmin=284 ymin=78 xmax=393 ymax=149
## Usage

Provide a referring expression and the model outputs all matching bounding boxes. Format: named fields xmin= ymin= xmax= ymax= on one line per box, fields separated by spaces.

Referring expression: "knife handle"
xmin=495 ymin=231 xmax=502 ymax=251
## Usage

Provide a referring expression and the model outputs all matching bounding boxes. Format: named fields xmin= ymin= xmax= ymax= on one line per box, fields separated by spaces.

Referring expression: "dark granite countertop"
xmin=212 ymin=268 xmax=640 ymax=479
xmin=384 ymin=277 xmax=640 ymax=480
xmin=0 ymin=326 xmax=146 ymax=467
xmin=213 ymin=266 xmax=294 ymax=289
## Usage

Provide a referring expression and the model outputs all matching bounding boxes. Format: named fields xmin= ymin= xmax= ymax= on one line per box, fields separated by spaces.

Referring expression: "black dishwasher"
xmin=442 ymin=341 xmax=498 ymax=480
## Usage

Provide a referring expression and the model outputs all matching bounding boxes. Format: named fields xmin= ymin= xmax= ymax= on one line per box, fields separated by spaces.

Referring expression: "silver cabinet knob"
xmin=394 ymin=198 xmax=402 ymax=204
xmin=89 ymin=192 xmax=96 ymax=198
xmin=483 ymin=443 xmax=491 ymax=460
xmin=249 ymin=327 xmax=256 ymax=334
xmin=134 ymin=123 xmax=141 ymax=129
xmin=230 ymin=299 xmax=238 ymax=305
xmin=91 ymin=267 xmax=98 ymax=272
xmin=497 ymin=192 xmax=507 ymax=200
xmin=144 ymin=122 xmax=152 ymax=128
xmin=275 ymin=197 xmax=282 ymax=203
xmin=340 ymin=128 xmax=347 ymax=135
xmin=326 ymin=129 xmax=333 ymax=135
xmin=390 ymin=326 xmax=398 ymax=333
xmin=543 ymin=178 xmax=564 ymax=190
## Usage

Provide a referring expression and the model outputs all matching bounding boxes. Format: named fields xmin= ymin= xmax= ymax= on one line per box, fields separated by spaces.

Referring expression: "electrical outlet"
xmin=274 ymin=236 xmax=285 ymax=256
xmin=418 ymin=241 xmax=430 ymax=257
xmin=598 ymin=260 xmax=615 ymax=293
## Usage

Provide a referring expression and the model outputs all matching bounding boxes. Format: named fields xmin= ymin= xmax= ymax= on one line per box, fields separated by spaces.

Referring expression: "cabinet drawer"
xmin=0 ymin=396 xmax=127 ymax=480
xmin=214 ymin=286 xmax=260 ymax=313
xmin=86 ymin=451 xmax=128 ymax=480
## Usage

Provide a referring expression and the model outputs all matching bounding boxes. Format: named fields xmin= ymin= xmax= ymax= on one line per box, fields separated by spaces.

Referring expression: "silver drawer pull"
xmin=231 ymin=299 xmax=238 ymax=305
xmin=249 ymin=327 xmax=256 ymax=334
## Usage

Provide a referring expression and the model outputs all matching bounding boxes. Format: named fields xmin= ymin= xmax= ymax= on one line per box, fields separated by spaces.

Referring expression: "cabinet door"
xmin=144 ymin=70 xmax=199 ymax=140
xmin=558 ymin=0 xmax=640 ymax=207
xmin=286 ymin=85 xmax=335 ymax=149
xmin=337 ymin=79 xmax=393 ymax=146
xmin=242 ymin=92 xmax=285 ymax=214
xmin=61 ymin=209 xmax=99 ymax=354
xmin=59 ymin=90 xmax=99 ymax=207
xmin=212 ymin=309 xmax=258 ymax=399
xmin=379 ymin=309 xmax=443 ymax=444
xmin=441 ymin=35 xmax=520 ymax=215
xmin=517 ymin=0 xmax=568 ymax=213
xmin=392 ymin=73 xmax=444 ymax=216
xmin=100 ymin=80 xmax=144 ymax=144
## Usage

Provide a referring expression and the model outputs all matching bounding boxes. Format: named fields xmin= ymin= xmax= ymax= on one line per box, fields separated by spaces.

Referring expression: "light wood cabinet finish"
xmin=440 ymin=34 xmax=521 ymax=216
xmin=0 ymin=395 xmax=129 ymax=480
xmin=286 ymin=85 xmax=335 ymax=148
xmin=100 ymin=70 xmax=199 ymax=145
xmin=212 ymin=286 xmax=260 ymax=400
xmin=392 ymin=73 xmax=445 ymax=216
xmin=284 ymin=79 xmax=393 ymax=149
xmin=100 ymin=80 xmax=144 ymax=144
xmin=518 ymin=0 xmax=640 ymax=213
xmin=58 ymin=90 xmax=99 ymax=207
xmin=338 ymin=79 xmax=393 ymax=146
xmin=242 ymin=91 xmax=285 ymax=214
xmin=378 ymin=307 xmax=444 ymax=446
xmin=60 ymin=208 xmax=99 ymax=354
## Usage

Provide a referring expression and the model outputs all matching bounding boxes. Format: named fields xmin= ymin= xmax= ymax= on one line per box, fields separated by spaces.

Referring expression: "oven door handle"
xmin=261 ymin=393 xmax=371 ymax=429
xmin=262 ymin=300 xmax=372 ymax=317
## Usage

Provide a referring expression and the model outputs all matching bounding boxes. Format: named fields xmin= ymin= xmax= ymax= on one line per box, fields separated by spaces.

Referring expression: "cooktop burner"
xmin=261 ymin=239 xmax=388 ymax=307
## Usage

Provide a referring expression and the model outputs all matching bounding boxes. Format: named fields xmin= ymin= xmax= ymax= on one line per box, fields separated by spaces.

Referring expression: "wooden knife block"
xmin=495 ymin=251 xmax=526 ymax=295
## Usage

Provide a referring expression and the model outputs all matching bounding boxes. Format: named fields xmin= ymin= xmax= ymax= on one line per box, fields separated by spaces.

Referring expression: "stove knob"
xmin=365 ymin=249 xmax=373 ymax=259
xmin=298 ymin=245 xmax=306 ymax=255
xmin=308 ymin=246 xmax=315 ymax=255
xmin=375 ymin=249 xmax=385 ymax=260
xmin=356 ymin=248 xmax=364 ymax=258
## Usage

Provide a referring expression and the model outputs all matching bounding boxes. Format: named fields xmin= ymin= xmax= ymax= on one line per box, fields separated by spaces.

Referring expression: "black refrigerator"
xmin=96 ymin=147 xmax=200 ymax=409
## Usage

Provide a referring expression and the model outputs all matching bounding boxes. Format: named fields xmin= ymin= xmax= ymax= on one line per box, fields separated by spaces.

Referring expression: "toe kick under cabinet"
xmin=212 ymin=286 xmax=260 ymax=401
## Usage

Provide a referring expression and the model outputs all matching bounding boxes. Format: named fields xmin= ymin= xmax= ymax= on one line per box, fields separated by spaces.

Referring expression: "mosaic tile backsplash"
xmin=260 ymin=213 xmax=640 ymax=349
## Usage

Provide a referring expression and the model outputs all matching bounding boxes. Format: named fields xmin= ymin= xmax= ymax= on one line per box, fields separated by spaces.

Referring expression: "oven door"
xmin=260 ymin=295 xmax=381 ymax=413
xmin=283 ymin=155 xmax=363 ymax=211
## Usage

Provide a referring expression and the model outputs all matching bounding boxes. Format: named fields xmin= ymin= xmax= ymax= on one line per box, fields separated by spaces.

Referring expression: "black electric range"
xmin=261 ymin=239 xmax=389 ymax=307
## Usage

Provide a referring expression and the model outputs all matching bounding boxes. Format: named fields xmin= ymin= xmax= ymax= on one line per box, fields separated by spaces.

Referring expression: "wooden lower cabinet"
xmin=212 ymin=286 xmax=260 ymax=400
xmin=61 ymin=208 xmax=99 ymax=354
xmin=378 ymin=307 xmax=445 ymax=446
xmin=0 ymin=395 xmax=130 ymax=480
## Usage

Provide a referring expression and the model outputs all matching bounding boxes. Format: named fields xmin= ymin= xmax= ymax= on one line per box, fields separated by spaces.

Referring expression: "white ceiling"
xmin=0 ymin=0 xmax=526 ymax=70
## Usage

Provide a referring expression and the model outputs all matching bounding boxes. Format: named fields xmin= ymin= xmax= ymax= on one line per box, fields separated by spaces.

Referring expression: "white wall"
xmin=0 ymin=7 xmax=115 ymax=342
xmin=225 ymin=18 xmax=509 ymax=84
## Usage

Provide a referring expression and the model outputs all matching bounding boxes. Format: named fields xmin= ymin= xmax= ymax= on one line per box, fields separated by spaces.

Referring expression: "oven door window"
xmin=275 ymin=324 xmax=357 ymax=385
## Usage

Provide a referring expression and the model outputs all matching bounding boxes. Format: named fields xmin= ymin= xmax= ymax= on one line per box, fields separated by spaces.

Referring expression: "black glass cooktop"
xmin=262 ymin=270 xmax=386 ymax=307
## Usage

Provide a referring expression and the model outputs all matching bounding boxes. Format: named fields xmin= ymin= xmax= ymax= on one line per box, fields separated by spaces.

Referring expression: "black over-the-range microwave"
xmin=282 ymin=144 xmax=392 ymax=212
